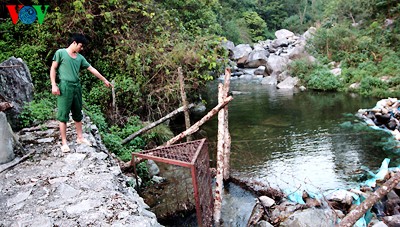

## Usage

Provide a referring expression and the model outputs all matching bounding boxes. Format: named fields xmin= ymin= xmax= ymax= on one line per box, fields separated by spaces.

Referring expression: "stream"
xmin=145 ymin=79 xmax=400 ymax=226
xmin=197 ymin=80 xmax=400 ymax=192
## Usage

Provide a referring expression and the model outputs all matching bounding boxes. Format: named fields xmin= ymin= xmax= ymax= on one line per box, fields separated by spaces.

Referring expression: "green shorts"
xmin=57 ymin=80 xmax=83 ymax=123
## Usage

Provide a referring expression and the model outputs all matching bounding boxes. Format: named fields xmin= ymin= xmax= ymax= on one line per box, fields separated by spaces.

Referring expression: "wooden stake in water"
xmin=214 ymin=68 xmax=232 ymax=225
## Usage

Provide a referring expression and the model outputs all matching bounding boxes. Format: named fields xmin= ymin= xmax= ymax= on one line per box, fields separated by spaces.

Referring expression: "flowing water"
xmin=195 ymin=79 xmax=400 ymax=193
xmin=148 ymin=79 xmax=400 ymax=226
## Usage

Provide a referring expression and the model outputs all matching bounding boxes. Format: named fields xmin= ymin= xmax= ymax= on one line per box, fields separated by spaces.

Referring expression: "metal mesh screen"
xmin=132 ymin=139 xmax=213 ymax=227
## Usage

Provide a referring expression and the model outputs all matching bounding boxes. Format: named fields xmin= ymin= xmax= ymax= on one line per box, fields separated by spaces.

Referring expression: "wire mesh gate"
xmin=132 ymin=138 xmax=213 ymax=227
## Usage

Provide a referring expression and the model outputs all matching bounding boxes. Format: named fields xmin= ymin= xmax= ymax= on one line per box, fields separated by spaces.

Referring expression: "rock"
xmin=254 ymin=66 xmax=266 ymax=75
xmin=288 ymin=44 xmax=306 ymax=60
xmin=146 ymin=160 xmax=160 ymax=177
xmin=371 ymin=221 xmax=388 ymax=227
xmin=384 ymin=19 xmax=394 ymax=28
xmin=383 ymin=214 xmax=400 ymax=226
xmin=259 ymin=196 xmax=275 ymax=207
xmin=239 ymin=74 xmax=254 ymax=80
xmin=232 ymin=44 xmax=252 ymax=60
xmin=275 ymin=29 xmax=295 ymax=40
xmin=330 ymin=68 xmax=342 ymax=76
xmin=280 ymin=208 xmax=337 ymax=227
xmin=271 ymin=38 xmax=289 ymax=49
xmin=299 ymin=86 xmax=307 ymax=91
xmin=245 ymin=50 xmax=269 ymax=68
xmin=0 ymin=112 xmax=15 ymax=164
xmin=255 ymin=220 xmax=274 ymax=227
xmin=0 ymin=57 xmax=34 ymax=130
xmin=325 ymin=189 xmax=355 ymax=205
xmin=302 ymin=27 xmax=317 ymax=40
xmin=261 ymin=75 xmax=278 ymax=85
xmin=277 ymin=76 xmax=299 ymax=89
xmin=349 ymin=83 xmax=360 ymax=90
xmin=221 ymin=40 xmax=235 ymax=52
xmin=277 ymin=71 xmax=291 ymax=83
xmin=0 ymin=118 xmax=161 ymax=226
xmin=266 ymin=55 xmax=290 ymax=75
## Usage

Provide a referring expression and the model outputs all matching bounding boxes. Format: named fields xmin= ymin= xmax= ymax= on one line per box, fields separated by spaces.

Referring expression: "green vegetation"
xmin=4 ymin=0 xmax=400 ymax=165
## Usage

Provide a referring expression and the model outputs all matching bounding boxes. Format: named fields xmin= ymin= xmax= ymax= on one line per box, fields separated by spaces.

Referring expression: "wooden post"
xmin=214 ymin=83 xmax=225 ymax=226
xmin=162 ymin=96 xmax=233 ymax=147
xmin=338 ymin=172 xmax=400 ymax=227
xmin=121 ymin=104 xmax=195 ymax=145
xmin=223 ymin=68 xmax=231 ymax=181
xmin=111 ymin=80 xmax=117 ymax=122
xmin=178 ymin=67 xmax=192 ymax=141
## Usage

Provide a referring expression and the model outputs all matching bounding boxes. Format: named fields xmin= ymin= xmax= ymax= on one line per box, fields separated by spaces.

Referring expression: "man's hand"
xmin=52 ymin=85 xmax=60 ymax=95
xmin=103 ymin=79 xmax=114 ymax=88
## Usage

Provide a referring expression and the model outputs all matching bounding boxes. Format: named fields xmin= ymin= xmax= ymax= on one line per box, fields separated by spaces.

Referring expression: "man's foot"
xmin=76 ymin=138 xmax=92 ymax=146
xmin=61 ymin=144 xmax=70 ymax=153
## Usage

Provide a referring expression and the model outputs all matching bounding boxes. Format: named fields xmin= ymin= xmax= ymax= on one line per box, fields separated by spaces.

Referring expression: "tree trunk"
xmin=121 ymin=103 xmax=195 ymax=145
xmin=162 ymin=96 xmax=233 ymax=147
xmin=338 ymin=172 xmax=400 ymax=227
xmin=178 ymin=67 xmax=192 ymax=141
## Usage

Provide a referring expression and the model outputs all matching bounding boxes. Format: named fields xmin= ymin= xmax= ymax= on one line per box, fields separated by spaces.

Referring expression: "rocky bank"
xmin=0 ymin=117 xmax=161 ymax=227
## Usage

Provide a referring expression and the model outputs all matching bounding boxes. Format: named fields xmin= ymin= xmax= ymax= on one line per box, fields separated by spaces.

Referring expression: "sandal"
xmin=76 ymin=138 xmax=92 ymax=147
xmin=61 ymin=144 xmax=70 ymax=153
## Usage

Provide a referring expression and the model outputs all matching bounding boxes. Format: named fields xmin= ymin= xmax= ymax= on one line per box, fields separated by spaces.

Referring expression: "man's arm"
xmin=50 ymin=61 xmax=60 ymax=95
xmin=87 ymin=66 xmax=112 ymax=87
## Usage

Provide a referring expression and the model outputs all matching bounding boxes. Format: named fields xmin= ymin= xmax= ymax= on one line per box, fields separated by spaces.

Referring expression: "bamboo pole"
xmin=121 ymin=103 xmax=195 ymax=145
xmin=178 ymin=67 xmax=192 ymax=141
xmin=338 ymin=172 xmax=400 ymax=227
xmin=214 ymin=83 xmax=226 ymax=226
xmin=162 ymin=96 xmax=233 ymax=147
xmin=223 ymin=68 xmax=231 ymax=181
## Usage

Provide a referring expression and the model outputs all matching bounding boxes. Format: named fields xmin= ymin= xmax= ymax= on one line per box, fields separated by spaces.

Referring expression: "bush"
xmin=19 ymin=97 xmax=56 ymax=128
xmin=359 ymin=76 xmax=389 ymax=97
xmin=307 ymin=69 xmax=342 ymax=91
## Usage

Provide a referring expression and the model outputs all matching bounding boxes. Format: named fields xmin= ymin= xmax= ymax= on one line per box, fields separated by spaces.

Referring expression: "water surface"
xmin=196 ymin=80 xmax=400 ymax=193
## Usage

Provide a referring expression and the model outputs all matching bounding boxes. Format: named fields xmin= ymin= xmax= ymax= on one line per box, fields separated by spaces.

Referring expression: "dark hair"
xmin=68 ymin=33 xmax=88 ymax=46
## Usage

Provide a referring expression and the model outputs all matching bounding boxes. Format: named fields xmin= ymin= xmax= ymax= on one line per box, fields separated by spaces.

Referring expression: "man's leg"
xmin=60 ymin=121 xmax=68 ymax=145
xmin=75 ymin=121 xmax=83 ymax=141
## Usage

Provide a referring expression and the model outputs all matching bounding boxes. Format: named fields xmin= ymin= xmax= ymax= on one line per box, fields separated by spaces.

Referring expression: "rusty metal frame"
xmin=132 ymin=138 xmax=213 ymax=227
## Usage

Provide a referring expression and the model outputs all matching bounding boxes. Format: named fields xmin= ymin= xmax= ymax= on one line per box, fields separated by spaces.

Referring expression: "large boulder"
xmin=302 ymin=27 xmax=317 ymax=41
xmin=245 ymin=50 xmax=270 ymax=68
xmin=0 ymin=57 xmax=34 ymax=129
xmin=280 ymin=208 xmax=337 ymax=227
xmin=265 ymin=55 xmax=290 ymax=75
xmin=0 ymin=112 xmax=15 ymax=164
xmin=232 ymin=44 xmax=252 ymax=60
xmin=277 ymin=76 xmax=299 ymax=90
xmin=275 ymin=29 xmax=295 ymax=40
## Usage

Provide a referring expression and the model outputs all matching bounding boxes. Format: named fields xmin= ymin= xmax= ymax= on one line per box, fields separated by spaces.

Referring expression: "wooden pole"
xmin=178 ymin=67 xmax=192 ymax=141
xmin=121 ymin=103 xmax=195 ymax=145
xmin=214 ymin=83 xmax=225 ymax=226
xmin=162 ymin=96 xmax=233 ymax=147
xmin=111 ymin=80 xmax=117 ymax=122
xmin=223 ymin=68 xmax=231 ymax=181
xmin=338 ymin=172 xmax=400 ymax=227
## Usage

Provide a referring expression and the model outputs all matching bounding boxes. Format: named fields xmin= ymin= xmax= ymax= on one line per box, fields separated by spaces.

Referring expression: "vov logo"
xmin=6 ymin=4 xmax=49 ymax=24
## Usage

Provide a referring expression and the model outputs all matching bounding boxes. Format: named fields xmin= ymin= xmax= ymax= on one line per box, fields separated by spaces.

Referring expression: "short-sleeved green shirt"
xmin=52 ymin=49 xmax=91 ymax=83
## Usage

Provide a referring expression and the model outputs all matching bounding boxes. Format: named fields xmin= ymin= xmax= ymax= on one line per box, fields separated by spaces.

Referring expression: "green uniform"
xmin=53 ymin=49 xmax=91 ymax=123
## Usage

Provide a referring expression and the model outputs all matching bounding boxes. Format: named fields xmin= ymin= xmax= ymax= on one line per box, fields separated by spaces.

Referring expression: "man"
xmin=50 ymin=33 xmax=112 ymax=152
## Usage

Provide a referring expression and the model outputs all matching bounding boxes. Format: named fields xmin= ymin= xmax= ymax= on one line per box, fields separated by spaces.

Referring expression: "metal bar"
xmin=191 ymin=138 xmax=206 ymax=165
xmin=133 ymin=153 xmax=192 ymax=168
xmin=191 ymin=164 xmax=203 ymax=227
